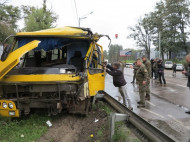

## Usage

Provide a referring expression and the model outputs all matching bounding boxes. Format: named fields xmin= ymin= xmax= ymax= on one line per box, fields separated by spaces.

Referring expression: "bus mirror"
xmin=1 ymin=44 xmax=12 ymax=61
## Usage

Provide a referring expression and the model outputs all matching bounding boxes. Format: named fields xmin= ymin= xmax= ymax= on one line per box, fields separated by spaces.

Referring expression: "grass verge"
xmin=0 ymin=114 xmax=51 ymax=142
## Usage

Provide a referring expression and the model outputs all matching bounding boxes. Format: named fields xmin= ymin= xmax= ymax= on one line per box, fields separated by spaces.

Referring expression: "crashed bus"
xmin=0 ymin=27 xmax=107 ymax=117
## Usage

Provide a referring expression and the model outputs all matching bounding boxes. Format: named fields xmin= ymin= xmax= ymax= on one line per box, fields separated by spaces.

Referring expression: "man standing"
xmin=151 ymin=59 xmax=154 ymax=78
xmin=158 ymin=59 xmax=166 ymax=85
xmin=142 ymin=55 xmax=151 ymax=101
xmin=153 ymin=59 xmax=158 ymax=79
xmin=131 ymin=61 xmax=139 ymax=83
xmin=104 ymin=62 xmax=133 ymax=110
xmin=172 ymin=62 xmax=177 ymax=77
xmin=136 ymin=59 xmax=148 ymax=108
xmin=182 ymin=54 xmax=190 ymax=114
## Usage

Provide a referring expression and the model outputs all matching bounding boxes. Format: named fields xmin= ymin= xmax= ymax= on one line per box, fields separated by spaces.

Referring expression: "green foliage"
xmin=24 ymin=7 xmax=57 ymax=32
xmin=108 ymin=44 xmax=123 ymax=63
xmin=0 ymin=2 xmax=21 ymax=44
xmin=93 ymin=101 xmax=112 ymax=115
xmin=0 ymin=114 xmax=50 ymax=142
xmin=113 ymin=122 xmax=127 ymax=142
xmin=128 ymin=15 xmax=153 ymax=59
xmin=129 ymin=0 xmax=190 ymax=60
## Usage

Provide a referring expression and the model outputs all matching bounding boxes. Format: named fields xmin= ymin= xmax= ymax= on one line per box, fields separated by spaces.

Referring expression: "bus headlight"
xmin=8 ymin=103 xmax=14 ymax=109
xmin=2 ymin=102 xmax=7 ymax=108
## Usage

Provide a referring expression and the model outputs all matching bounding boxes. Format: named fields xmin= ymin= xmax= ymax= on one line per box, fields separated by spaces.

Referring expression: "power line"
xmin=73 ymin=0 xmax=79 ymax=25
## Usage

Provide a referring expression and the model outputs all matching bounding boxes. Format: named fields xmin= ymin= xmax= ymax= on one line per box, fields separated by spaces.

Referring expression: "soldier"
xmin=131 ymin=61 xmax=139 ymax=83
xmin=136 ymin=59 xmax=148 ymax=108
xmin=182 ymin=54 xmax=190 ymax=114
xmin=142 ymin=55 xmax=151 ymax=101
xmin=153 ymin=59 xmax=158 ymax=79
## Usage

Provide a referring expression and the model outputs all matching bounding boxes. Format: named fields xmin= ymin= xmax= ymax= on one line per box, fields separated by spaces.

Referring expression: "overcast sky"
xmin=9 ymin=0 xmax=159 ymax=51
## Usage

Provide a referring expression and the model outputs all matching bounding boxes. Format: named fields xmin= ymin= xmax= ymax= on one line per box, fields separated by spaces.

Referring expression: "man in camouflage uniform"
xmin=136 ymin=58 xmax=148 ymax=107
xmin=182 ymin=54 xmax=190 ymax=114
xmin=142 ymin=55 xmax=151 ymax=101
xmin=153 ymin=59 xmax=158 ymax=79
xmin=131 ymin=61 xmax=139 ymax=83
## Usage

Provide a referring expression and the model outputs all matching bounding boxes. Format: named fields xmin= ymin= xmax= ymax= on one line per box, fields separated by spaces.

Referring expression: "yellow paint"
xmin=88 ymin=71 xmax=105 ymax=96
xmin=16 ymin=27 xmax=90 ymax=39
xmin=0 ymin=40 xmax=40 ymax=80
xmin=0 ymin=100 xmax=19 ymax=117
xmin=0 ymin=74 xmax=81 ymax=83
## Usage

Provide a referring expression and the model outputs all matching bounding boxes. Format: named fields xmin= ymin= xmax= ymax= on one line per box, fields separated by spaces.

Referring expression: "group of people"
xmin=104 ymin=54 xmax=190 ymax=114
xmin=104 ymin=55 xmax=152 ymax=110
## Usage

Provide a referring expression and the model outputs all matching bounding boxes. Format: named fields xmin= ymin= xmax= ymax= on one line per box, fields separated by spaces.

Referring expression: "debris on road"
xmin=94 ymin=118 xmax=99 ymax=123
xmin=46 ymin=120 xmax=52 ymax=127
xmin=21 ymin=134 xmax=24 ymax=138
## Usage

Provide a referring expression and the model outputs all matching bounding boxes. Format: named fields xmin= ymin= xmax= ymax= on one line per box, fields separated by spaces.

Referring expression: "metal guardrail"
xmin=101 ymin=91 xmax=177 ymax=142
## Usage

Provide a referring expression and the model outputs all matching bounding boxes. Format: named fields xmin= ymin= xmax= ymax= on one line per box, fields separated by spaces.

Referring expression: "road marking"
xmin=146 ymin=101 xmax=156 ymax=106
xmin=168 ymin=114 xmax=190 ymax=130
xmin=141 ymin=108 xmax=165 ymax=119
xmin=167 ymin=82 xmax=186 ymax=88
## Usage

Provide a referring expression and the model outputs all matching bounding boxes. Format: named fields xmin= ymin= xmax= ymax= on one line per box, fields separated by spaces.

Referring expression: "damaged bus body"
xmin=0 ymin=27 xmax=106 ymax=117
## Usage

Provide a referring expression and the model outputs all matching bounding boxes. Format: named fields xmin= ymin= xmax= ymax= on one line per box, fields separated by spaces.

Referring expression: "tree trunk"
xmin=169 ymin=50 xmax=172 ymax=60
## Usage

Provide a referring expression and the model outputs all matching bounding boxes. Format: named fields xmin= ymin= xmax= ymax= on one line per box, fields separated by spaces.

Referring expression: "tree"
xmin=103 ymin=50 xmax=108 ymax=59
xmin=0 ymin=1 xmax=21 ymax=44
xmin=128 ymin=0 xmax=190 ymax=60
xmin=23 ymin=0 xmax=58 ymax=32
xmin=108 ymin=44 xmax=123 ymax=63
xmin=128 ymin=15 xmax=153 ymax=59
xmin=165 ymin=0 xmax=190 ymax=55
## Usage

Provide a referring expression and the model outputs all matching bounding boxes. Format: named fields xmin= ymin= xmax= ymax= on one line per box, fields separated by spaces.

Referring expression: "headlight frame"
xmin=8 ymin=103 xmax=14 ymax=109
xmin=2 ymin=102 xmax=7 ymax=108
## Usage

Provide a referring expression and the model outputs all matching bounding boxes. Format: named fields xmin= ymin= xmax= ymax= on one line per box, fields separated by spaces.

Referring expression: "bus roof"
xmin=16 ymin=27 xmax=98 ymax=40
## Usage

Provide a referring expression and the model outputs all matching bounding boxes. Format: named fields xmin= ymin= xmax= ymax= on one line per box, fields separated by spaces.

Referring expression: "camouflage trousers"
xmin=145 ymin=79 xmax=150 ymax=96
xmin=139 ymin=83 xmax=146 ymax=105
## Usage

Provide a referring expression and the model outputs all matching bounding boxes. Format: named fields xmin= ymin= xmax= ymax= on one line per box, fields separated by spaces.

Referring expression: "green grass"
xmin=113 ymin=121 xmax=127 ymax=142
xmin=96 ymin=126 xmax=104 ymax=138
xmin=126 ymin=60 xmax=135 ymax=63
xmin=92 ymin=101 xmax=112 ymax=115
xmin=0 ymin=114 xmax=51 ymax=142
xmin=94 ymin=101 xmax=112 ymax=115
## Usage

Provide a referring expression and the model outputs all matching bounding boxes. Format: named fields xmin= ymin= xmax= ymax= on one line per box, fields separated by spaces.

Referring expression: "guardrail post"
xmin=110 ymin=113 xmax=129 ymax=142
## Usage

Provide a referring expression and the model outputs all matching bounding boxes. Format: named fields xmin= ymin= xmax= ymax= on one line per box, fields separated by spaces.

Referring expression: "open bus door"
xmin=87 ymin=43 xmax=105 ymax=96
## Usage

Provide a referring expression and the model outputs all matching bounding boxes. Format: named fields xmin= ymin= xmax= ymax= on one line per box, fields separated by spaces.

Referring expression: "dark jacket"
xmin=158 ymin=63 xmax=165 ymax=73
xmin=106 ymin=64 xmax=126 ymax=87
xmin=184 ymin=63 xmax=190 ymax=87
xmin=172 ymin=64 xmax=177 ymax=70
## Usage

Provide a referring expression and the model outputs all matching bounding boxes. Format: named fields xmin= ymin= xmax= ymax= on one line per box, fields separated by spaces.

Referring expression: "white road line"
xmin=146 ymin=101 xmax=156 ymax=106
xmin=141 ymin=108 xmax=165 ymax=119
xmin=168 ymin=114 xmax=190 ymax=130
xmin=168 ymin=82 xmax=186 ymax=88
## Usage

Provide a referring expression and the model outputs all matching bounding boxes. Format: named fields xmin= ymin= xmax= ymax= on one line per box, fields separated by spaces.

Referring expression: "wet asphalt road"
xmin=105 ymin=68 xmax=190 ymax=142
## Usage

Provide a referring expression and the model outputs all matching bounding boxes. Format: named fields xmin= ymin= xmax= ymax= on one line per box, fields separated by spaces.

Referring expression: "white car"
xmin=176 ymin=64 xmax=184 ymax=71
xmin=165 ymin=61 xmax=173 ymax=69
xmin=126 ymin=63 xmax=133 ymax=68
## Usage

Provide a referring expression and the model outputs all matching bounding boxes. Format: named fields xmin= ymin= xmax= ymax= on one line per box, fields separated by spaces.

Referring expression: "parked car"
xmin=176 ymin=64 xmax=184 ymax=71
xmin=126 ymin=63 xmax=133 ymax=68
xmin=165 ymin=61 xmax=173 ymax=69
